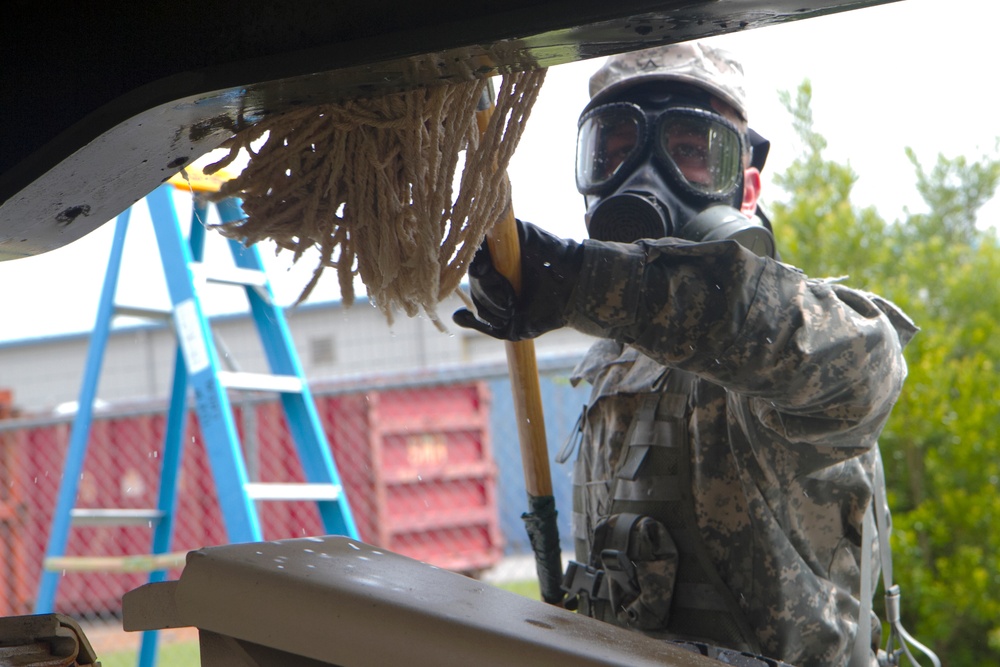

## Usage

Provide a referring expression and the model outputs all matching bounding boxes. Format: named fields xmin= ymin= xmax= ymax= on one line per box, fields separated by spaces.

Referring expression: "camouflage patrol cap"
xmin=588 ymin=42 xmax=747 ymax=120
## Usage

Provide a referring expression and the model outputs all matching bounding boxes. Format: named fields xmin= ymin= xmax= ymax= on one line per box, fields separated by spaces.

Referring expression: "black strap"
xmin=556 ymin=404 xmax=587 ymax=464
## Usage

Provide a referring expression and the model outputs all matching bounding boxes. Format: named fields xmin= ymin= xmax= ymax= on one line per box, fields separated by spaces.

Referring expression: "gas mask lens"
xmin=659 ymin=111 xmax=742 ymax=196
xmin=576 ymin=103 xmax=743 ymax=198
xmin=576 ymin=105 xmax=644 ymax=193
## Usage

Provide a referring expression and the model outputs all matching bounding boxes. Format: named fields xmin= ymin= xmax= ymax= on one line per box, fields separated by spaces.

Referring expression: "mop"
xmin=200 ymin=67 xmax=565 ymax=604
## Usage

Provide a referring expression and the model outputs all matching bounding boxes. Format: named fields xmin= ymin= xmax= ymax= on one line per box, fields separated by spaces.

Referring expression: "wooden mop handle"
xmin=489 ymin=216 xmax=553 ymax=497
xmin=476 ymin=93 xmax=553 ymax=498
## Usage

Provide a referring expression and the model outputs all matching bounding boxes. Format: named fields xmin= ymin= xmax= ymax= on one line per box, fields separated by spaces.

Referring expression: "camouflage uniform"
xmin=561 ymin=236 xmax=916 ymax=667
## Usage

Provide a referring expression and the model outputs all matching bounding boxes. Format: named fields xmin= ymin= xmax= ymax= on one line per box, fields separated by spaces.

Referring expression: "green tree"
xmin=769 ymin=81 xmax=892 ymax=284
xmin=770 ymin=81 xmax=1000 ymax=666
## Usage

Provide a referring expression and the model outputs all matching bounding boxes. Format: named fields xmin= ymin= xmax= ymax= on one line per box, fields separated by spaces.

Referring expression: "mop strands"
xmin=203 ymin=69 xmax=546 ymax=329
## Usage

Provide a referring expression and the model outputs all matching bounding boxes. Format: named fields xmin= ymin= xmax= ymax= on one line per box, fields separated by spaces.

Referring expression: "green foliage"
xmin=771 ymin=81 xmax=1000 ymax=666
xmin=771 ymin=81 xmax=893 ymax=286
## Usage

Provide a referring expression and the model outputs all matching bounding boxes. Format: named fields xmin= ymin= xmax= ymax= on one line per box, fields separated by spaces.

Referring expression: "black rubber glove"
xmin=453 ymin=220 xmax=584 ymax=341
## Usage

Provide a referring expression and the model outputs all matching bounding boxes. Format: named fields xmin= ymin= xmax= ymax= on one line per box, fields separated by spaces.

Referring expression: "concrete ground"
xmin=480 ymin=553 xmax=540 ymax=584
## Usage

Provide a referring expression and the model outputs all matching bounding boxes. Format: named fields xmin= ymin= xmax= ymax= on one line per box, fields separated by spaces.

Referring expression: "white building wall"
xmin=0 ymin=292 xmax=596 ymax=416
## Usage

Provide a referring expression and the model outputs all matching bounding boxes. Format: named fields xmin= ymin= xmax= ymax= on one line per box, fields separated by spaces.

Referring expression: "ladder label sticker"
xmin=174 ymin=299 xmax=210 ymax=374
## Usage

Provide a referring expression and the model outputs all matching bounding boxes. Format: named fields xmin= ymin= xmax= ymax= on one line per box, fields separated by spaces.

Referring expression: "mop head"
xmin=203 ymin=69 xmax=546 ymax=329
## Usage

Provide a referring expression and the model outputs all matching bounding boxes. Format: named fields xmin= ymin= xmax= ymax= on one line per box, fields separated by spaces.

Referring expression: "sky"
xmin=2 ymin=0 xmax=999 ymax=344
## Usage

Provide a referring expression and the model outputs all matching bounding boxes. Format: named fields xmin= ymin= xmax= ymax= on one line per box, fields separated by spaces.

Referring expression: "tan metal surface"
xmin=124 ymin=535 xmax=723 ymax=667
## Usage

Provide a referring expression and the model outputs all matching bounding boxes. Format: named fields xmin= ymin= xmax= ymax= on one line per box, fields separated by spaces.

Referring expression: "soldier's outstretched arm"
xmin=564 ymin=236 xmax=917 ymax=451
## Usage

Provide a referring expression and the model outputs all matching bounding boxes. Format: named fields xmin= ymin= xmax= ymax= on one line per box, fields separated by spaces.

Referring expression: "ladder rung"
xmin=70 ymin=508 xmax=165 ymax=526
xmin=114 ymin=305 xmax=173 ymax=321
xmin=244 ymin=483 xmax=343 ymax=501
xmin=37 ymin=191 xmax=361 ymax=618
xmin=44 ymin=552 xmax=187 ymax=573
xmin=218 ymin=371 xmax=303 ymax=393
xmin=193 ymin=263 xmax=268 ymax=288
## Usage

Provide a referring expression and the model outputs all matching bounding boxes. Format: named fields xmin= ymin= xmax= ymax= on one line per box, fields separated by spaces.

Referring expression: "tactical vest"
xmin=562 ymin=370 xmax=761 ymax=654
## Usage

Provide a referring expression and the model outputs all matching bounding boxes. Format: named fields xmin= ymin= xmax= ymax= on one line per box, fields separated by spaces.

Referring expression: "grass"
xmin=95 ymin=579 xmax=541 ymax=666
xmin=496 ymin=578 xmax=541 ymax=600
xmin=98 ymin=641 xmax=201 ymax=667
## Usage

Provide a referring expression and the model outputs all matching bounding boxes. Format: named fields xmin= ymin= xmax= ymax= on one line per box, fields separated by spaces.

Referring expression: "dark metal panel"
xmin=0 ymin=1 xmax=900 ymax=259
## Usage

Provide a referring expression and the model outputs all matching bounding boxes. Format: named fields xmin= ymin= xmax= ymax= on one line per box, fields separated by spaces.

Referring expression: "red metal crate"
xmin=325 ymin=383 xmax=503 ymax=575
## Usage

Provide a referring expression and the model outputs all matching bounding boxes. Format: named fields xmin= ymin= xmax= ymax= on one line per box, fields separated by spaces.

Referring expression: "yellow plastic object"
xmin=168 ymin=166 xmax=236 ymax=194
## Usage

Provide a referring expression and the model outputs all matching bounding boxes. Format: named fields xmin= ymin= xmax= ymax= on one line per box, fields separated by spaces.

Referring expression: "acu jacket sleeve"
xmin=564 ymin=237 xmax=917 ymax=454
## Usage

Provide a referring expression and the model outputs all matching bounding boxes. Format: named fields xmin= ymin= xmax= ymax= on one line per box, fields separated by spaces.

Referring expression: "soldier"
xmin=454 ymin=42 xmax=918 ymax=667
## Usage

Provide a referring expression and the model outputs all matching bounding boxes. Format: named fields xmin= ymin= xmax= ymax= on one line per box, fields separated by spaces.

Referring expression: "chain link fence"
xmin=0 ymin=358 xmax=588 ymax=625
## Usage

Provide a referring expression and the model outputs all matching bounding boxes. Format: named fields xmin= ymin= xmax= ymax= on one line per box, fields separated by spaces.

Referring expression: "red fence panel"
xmin=0 ymin=381 xmax=502 ymax=619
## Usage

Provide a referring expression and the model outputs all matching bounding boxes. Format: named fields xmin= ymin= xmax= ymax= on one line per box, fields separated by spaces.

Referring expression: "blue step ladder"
xmin=35 ymin=177 xmax=360 ymax=667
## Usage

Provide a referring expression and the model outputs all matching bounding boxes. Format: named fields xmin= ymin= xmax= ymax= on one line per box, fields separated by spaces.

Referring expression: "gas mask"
xmin=575 ymin=89 xmax=775 ymax=258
